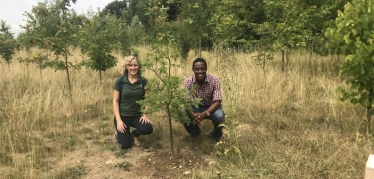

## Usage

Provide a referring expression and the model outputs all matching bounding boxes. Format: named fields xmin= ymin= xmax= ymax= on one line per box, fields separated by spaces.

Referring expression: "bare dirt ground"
xmin=55 ymin=133 xmax=218 ymax=179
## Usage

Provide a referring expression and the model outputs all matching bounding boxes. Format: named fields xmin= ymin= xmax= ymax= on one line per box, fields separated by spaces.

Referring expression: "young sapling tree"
xmin=21 ymin=0 xmax=87 ymax=98
xmin=139 ymin=4 xmax=200 ymax=153
xmin=79 ymin=13 xmax=119 ymax=81
xmin=0 ymin=21 xmax=17 ymax=70
xmin=326 ymin=0 xmax=374 ymax=135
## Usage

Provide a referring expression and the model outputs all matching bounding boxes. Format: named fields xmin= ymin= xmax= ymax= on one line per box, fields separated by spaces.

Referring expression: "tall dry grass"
xmin=0 ymin=47 xmax=372 ymax=178
xmin=205 ymin=49 xmax=370 ymax=178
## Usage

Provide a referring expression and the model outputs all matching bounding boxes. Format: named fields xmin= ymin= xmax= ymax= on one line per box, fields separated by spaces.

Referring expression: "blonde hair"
xmin=121 ymin=54 xmax=142 ymax=76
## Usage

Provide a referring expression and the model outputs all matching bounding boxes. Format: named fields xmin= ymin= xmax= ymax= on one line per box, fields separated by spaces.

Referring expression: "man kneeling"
xmin=183 ymin=58 xmax=225 ymax=142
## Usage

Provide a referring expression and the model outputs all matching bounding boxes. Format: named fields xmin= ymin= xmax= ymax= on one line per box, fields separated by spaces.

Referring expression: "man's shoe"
xmin=191 ymin=133 xmax=200 ymax=138
xmin=205 ymin=132 xmax=221 ymax=143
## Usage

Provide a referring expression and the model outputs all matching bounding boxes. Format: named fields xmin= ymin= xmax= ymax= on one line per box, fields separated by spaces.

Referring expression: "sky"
xmin=0 ymin=0 xmax=115 ymax=37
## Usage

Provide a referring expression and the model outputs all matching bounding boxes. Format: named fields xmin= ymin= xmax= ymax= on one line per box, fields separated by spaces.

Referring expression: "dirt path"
xmin=82 ymin=146 xmax=153 ymax=179
xmin=55 ymin=136 xmax=216 ymax=179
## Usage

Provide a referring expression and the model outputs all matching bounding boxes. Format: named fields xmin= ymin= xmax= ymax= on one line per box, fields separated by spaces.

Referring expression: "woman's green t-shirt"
xmin=113 ymin=75 xmax=146 ymax=116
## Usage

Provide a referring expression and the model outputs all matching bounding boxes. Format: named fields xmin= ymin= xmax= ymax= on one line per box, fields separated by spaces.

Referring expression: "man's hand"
xmin=192 ymin=112 xmax=203 ymax=125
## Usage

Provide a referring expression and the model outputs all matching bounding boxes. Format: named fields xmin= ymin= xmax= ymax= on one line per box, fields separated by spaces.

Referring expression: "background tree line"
xmin=1 ymin=0 xmax=352 ymax=64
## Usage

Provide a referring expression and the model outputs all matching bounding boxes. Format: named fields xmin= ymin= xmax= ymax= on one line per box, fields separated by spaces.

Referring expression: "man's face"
xmin=193 ymin=62 xmax=207 ymax=81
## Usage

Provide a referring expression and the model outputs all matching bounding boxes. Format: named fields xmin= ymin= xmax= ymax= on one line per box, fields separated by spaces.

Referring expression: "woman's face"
xmin=127 ymin=59 xmax=139 ymax=76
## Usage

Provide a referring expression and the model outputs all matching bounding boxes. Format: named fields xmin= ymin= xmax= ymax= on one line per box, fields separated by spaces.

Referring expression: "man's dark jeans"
xmin=183 ymin=105 xmax=225 ymax=140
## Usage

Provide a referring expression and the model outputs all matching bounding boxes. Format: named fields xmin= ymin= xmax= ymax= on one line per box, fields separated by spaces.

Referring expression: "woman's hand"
xmin=140 ymin=114 xmax=151 ymax=124
xmin=116 ymin=119 xmax=127 ymax=133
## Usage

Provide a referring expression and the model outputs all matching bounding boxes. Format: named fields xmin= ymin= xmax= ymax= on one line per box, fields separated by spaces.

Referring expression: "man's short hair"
xmin=192 ymin=58 xmax=207 ymax=69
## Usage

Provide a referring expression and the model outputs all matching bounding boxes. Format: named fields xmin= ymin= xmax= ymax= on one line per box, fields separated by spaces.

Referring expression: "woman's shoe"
xmin=114 ymin=131 xmax=117 ymax=140
xmin=133 ymin=137 xmax=141 ymax=147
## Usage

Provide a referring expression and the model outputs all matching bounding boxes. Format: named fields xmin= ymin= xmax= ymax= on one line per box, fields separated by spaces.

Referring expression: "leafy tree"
xmin=113 ymin=14 xmax=131 ymax=57
xmin=124 ymin=0 xmax=139 ymax=25
xmin=144 ymin=1 xmax=172 ymax=44
xmin=250 ymin=0 xmax=318 ymax=72
xmin=166 ymin=1 xmax=180 ymax=21
xmin=101 ymin=0 xmax=127 ymax=18
xmin=18 ymin=2 xmax=57 ymax=75
xmin=326 ymin=0 xmax=374 ymax=134
xmin=128 ymin=0 xmax=189 ymax=47
xmin=106 ymin=3 xmax=147 ymax=58
xmin=140 ymin=41 xmax=200 ymax=154
xmin=20 ymin=2 xmax=55 ymax=50
xmin=130 ymin=0 xmax=149 ymax=28
xmin=301 ymin=0 xmax=353 ymax=55
xmin=139 ymin=6 xmax=200 ymax=154
xmin=210 ymin=0 xmax=266 ymax=47
xmin=252 ymin=51 xmax=274 ymax=88
xmin=236 ymin=0 xmax=351 ymax=70
xmin=178 ymin=0 xmax=213 ymax=56
xmin=0 ymin=21 xmax=17 ymax=68
xmin=123 ymin=0 xmax=178 ymax=27
xmin=172 ymin=21 xmax=192 ymax=60
xmin=79 ymin=13 xmax=119 ymax=81
xmin=21 ymin=0 xmax=87 ymax=97
xmin=17 ymin=50 xmax=50 ymax=79
xmin=128 ymin=15 xmax=146 ymax=47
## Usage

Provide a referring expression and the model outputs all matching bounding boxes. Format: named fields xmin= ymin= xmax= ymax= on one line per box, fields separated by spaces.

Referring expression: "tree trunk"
xmin=262 ymin=53 xmax=266 ymax=88
xmin=199 ymin=37 xmax=202 ymax=57
xmin=367 ymin=89 xmax=374 ymax=135
xmin=61 ymin=7 xmax=72 ymax=100
xmin=281 ymin=50 xmax=285 ymax=72
xmin=99 ymin=70 xmax=102 ymax=82
xmin=308 ymin=51 xmax=313 ymax=71
xmin=367 ymin=106 xmax=372 ymax=136
xmin=39 ymin=65 xmax=43 ymax=80
xmin=167 ymin=56 xmax=174 ymax=155
xmin=285 ymin=46 xmax=290 ymax=78
xmin=64 ymin=46 xmax=72 ymax=99
xmin=308 ymin=38 xmax=314 ymax=64
xmin=167 ymin=104 xmax=174 ymax=154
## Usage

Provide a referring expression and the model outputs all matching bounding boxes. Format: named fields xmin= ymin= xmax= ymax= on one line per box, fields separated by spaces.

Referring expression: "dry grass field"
xmin=0 ymin=47 xmax=372 ymax=179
